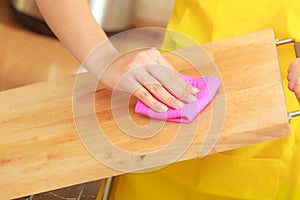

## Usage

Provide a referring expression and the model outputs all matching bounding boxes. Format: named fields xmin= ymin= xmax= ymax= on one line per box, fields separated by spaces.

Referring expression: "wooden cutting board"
xmin=0 ymin=29 xmax=290 ymax=199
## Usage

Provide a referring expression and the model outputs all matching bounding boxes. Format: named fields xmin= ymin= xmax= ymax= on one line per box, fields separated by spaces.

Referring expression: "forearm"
xmin=35 ymin=0 xmax=200 ymax=112
xmin=35 ymin=0 xmax=108 ymax=63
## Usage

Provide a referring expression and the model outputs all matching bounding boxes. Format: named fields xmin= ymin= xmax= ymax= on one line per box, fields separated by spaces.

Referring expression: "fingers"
xmin=145 ymin=84 xmax=185 ymax=109
xmin=133 ymin=86 xmax=169 ymax=113
xmin=146 ymin=48 xmax=174 ymax=69
xmin=133 ymin=68 xmax=185 ymax=110
xmin=133 ymin=49 xmax=200 ymax=103
xmin=115 ymin=72 xmax=171 ymax=113
xmin=287 ymin=59 xmax=300 ymax=104
xmin=146 ymin=48 xmax=200 ymax=95
xmin=111 ymin=48 xmax=201 ymax=112
xmin=288 ymin=60 xmax=300 ymax=90
xmin=163 ymin=73 xmax=199 ymax=103
xmin=293 ymin=77 xmax=300 ymax=103
xmin=117 ymin=65 xmax=184 ymax=112
xmin=146 ymin=65 xmax=199 ymax=103
xmin=294 ymin=80 xmax=300 ymax=104
xmin=143 ymin=48 xmax=200 ymax=96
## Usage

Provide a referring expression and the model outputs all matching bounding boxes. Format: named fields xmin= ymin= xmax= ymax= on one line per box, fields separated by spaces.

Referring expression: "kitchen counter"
xmin=0 ymin=0 xmax=80 ymax=91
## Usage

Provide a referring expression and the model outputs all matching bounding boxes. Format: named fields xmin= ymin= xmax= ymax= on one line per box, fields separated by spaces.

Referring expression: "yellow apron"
xmin=109 ymin=1 xmax=300 ymax=199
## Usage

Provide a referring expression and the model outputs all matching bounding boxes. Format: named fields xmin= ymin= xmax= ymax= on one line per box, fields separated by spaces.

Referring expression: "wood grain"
xmin=0 ymin=0 xmax=80 ymax=91
xmin=0 ymin=29 xmax=290 ymax=199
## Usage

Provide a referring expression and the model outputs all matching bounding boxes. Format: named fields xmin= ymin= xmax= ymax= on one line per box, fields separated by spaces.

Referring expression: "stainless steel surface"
xmin=11 ymin=0 xmax=43 ymax=20
xmin=10 ymin=0 xmax=136 ymax=32
xmin=275 ymin=38 xmax=300 ymax=58
xmin=288 ymin=110 xmax=300 ymax=122
xmin=89 ymin=0 xmax=136 ymax=32
xmin=10 ymin=0 xmax=43 ymax=20
xmin=275 ymin=38 xmax=295 ymax=46
xmin=102 ymin=177 xmax=113 ymax=200
xmin=276 ymin=38 xmax=300 ymax=123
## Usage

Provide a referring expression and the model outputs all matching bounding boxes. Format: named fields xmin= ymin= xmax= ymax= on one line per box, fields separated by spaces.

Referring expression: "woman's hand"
xmin=101 ymin=48 xmax=200 ymax=112
xmin=288 ymin=58 xmax=300 ymax=104
xmin=35 ymin=1 xmax=200 ymax=112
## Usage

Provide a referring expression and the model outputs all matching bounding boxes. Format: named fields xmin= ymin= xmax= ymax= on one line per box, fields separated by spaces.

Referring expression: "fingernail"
xmin=153 ymin=104 xmax=168 ymax=112
xmin=174 ymin=100 xmax=185 ymax=109
xmin=191 ymin=87 xmax=200 ymax=94
xmin=186 ymin=95 xmax=197 ymax=103
xmin=188 ymin=85 xmax=200 ymax=94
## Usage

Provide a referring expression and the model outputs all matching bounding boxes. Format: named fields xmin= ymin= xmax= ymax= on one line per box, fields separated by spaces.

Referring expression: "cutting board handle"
xmin=276 ymin=38 xmax=300 ymax=122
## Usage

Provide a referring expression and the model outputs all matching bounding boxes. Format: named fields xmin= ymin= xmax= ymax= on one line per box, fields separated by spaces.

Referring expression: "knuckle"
xmin=164 ymin=71 xmax=177 ymax=84
xmin=136 ymin=90 xmax=149 ymax=100
xmin=149 ymin=84 xmax=162 ymax=92
xmin=288 ymin=65 xmax=293 ymax=73
xmin=185 ymin=83 xmax=195 ymax=92
xmin=171 ymin=88 xmax=186 ymax=99
xmin=145 ymin=48 xmax=157 ymax=55
xmin=288 ymin=82 xmax=294 ymax=91
xmin=287 ymin=73 xmax=292 ymax=81
xmin=295 ymin=88 xmax=300 ymax=102
xmin=179 ymin=91 xmax=190 ymax=100
xmin=291 ymin=59 xmax=300 ymax=68
xmin=118 ymin=78 xmax=138 ymax=93
xmin=135 ymin=50 xmax=148 ymax=60
xmin=295 ymin=58 xmax=300 ymax=63
xmin=167 ymin=96 xmax=178 ymax=105
xmin=127 ymin=61 xmax=138 ymax=71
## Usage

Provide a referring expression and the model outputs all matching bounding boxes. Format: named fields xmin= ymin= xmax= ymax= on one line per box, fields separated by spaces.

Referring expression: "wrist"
xmin=83 ymin=39 xmax=120 ymax=79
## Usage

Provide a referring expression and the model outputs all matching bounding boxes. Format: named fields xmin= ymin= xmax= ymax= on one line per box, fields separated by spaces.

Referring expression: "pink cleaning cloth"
xmin=135 ymin=75 xmax=221 ymax=123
